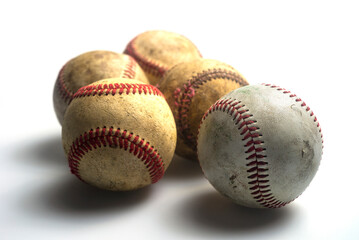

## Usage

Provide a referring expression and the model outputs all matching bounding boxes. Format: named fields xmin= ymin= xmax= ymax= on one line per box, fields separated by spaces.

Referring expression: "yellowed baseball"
xmin=62 ymin=78 xmax=176 ymax=191
xmin=158 ymin=59 xmax=249 ymax=160
xmin=53 ymin=50 xmax=149 ymax=125
xmin=124 ymin=30 xmax=202 ymax=85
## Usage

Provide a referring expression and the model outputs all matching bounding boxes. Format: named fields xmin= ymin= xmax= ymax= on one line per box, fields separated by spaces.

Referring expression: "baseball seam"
xmin=124 ymin=38 xmax=167 ymax=78
xmin=174 ymin=68 xmax=248 ymax=150
xmin=73 ymin=82 xmax=163 ymax=99
xmin=55 ymin=63 xmax=73 ymax=104
xmin=56 ymin=57 xmax=142 ymax=105
xmin=121 ymin=55 xmax=137 ymax=79
xmin=68 ymin=126 xmax=165 ymax=183
xmin=200 ymin=98 xmax=290 ymax=208
xmin=262 ymin=83 xmax=324 ymax=146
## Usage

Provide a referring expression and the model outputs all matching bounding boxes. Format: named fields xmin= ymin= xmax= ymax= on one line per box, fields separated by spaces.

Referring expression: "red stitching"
xmin=73 ymin=82 xmax=163 ymax=99
xmin=174 ymin=69 xmax=248 ymax=150
xmin=124 ymin=37 xmax=167 ymax=78
xmin=55 ymin=63 xmax=73 ymax=104
xmin=56 ymin=56 xmax=146 ymax=105
xmin=68 ymin=126 xmax=165 ymax=183
xmin=200 ymin=98 xmax=291 ymax=208
xmin=262 ymin=83 xmax=324 ymax=146
xmin=121 ymin=55 xmax=137 ymax=79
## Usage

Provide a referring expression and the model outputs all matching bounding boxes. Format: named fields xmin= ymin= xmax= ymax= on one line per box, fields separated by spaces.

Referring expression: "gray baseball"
xmin=197 ymin=84 xmax=323 ymax=208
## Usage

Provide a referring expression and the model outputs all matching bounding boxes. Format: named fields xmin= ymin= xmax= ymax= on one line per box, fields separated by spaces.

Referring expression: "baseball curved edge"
xmin=174 ymin=68 xmax=248 ymax=150
xmin=124 ymin=38 xmax=168 ymax=79
xmin=68 ymin=126 xmax=165 ymax=184
xmin=200 ymin=98 xmax=290 ymax=208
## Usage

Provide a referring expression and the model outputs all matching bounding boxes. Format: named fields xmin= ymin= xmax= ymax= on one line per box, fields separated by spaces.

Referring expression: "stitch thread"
xmin=261 ymin=83 xmax=324 ymax=146
xmin=200 ymin=98 xmax=290 ymax=208
xmin=68 ymin=126 xmax=165 ymax=183
xmin=124 ymin=38 xmax=167 ymax=78
xmin=55 ymin=64 xmax=73 ymax=104
xmin=56 ymin=57 xmax=143 ymax=104
xmin=73 ymin=82 xmax=163 ymax=99
xmin=175 ymin=68 xmax=248 ymax=149
xmin=121 ymin=55 xmax=137 ymax=79
xmin=199 ymin=84 xmax=323 ymax=208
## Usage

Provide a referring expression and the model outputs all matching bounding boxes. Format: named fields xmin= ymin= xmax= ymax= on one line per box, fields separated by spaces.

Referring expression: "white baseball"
xmin=197 ymin=84 xmax=323 ymax=208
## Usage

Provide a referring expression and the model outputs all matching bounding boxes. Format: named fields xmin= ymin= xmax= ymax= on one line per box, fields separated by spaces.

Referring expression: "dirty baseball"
xmin=158 ymin=58 xmax=248 ymax=160
xmin=62 ymin=78 xmax=176 ymax=191
xmin=124 ymin=30 xmax=202 ymax=85
xmin=197 ymin=84 xmax=323 ymax=208
xmin=53 ymin=50 xmax=149 ymax=125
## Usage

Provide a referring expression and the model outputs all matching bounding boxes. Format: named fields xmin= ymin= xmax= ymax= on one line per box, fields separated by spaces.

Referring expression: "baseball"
xmin=197 ymin=84 xmax=323 ymax=208
xmin=158 ymin=59 xmax=248 ymax=160
xmin=124 ymin=30 xmax=202 ymax=85
xmin=53 ymin=50 xmax=149 ymax=125
xmin=62 ymin=78 xmax=176 ymax=191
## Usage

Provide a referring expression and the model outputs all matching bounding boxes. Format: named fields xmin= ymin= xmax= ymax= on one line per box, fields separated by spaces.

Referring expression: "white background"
xmin=1 ymin=0 xmax=358 ymax=239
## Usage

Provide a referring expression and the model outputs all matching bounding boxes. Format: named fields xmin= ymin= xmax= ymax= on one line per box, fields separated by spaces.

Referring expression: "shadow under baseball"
xmin=22 ymin=176 xmax=153 ymax=217
xmin=172 ymin=190 xmax=296 ymax=233
xmin=163 ymin=154 xmax=204 ymax=180
xmin=15 ymin=132 xmax=66 ymax=167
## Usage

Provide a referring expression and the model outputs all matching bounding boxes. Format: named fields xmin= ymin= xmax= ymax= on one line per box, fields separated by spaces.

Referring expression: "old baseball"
xmin=158 ymin=59 xmax=248 ymax=160
xmin=197 ymin=84 xmax=323 ymax=208
xmin=62 ymin=78 xmax=176 ymax=191
xmin=124 ymin=30 xmax=202 ymax=85
xmin=53 ymin=50 xmax=149 ymax=125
